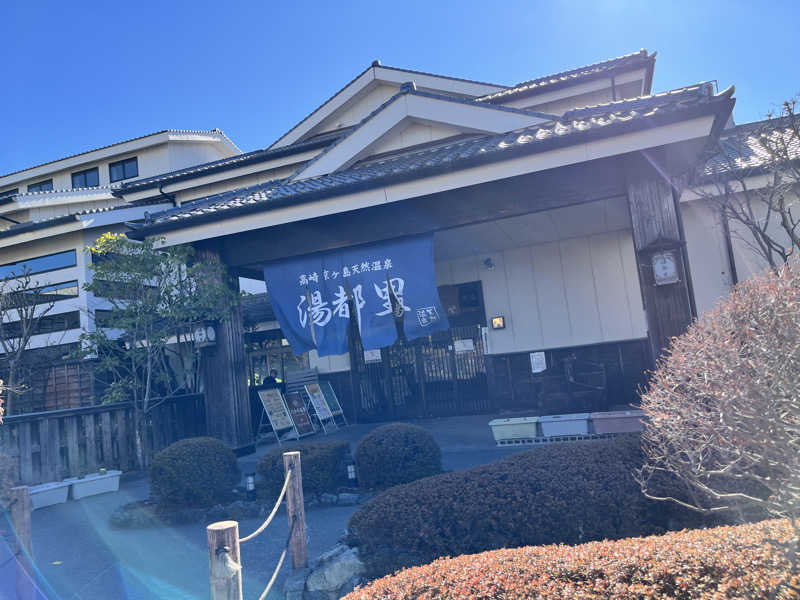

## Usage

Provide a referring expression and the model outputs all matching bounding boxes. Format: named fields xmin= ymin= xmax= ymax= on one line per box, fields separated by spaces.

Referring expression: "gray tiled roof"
xmin=128 ymin=81 xmax=733 ymax=239
xmin=0 ymin=200 xmax=165 ymax=240
xmin=703 ymin=117 xmax=800 ymax=176
xmin=478 ymin=49 xmax=656 ymax=103
xmin=116 ymin=128 xmax=351 ymax=195
xmin=1 ymin=129 xmax=238 ymax=180
xmin=242 ymin=293 xmax=276 ymax=327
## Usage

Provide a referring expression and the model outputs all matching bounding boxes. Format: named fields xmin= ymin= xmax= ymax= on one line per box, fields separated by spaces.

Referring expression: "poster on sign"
xmin=305 ymin=383 xmax=337 ymax=433
xmin=263 ymin=234 xmax=449 ymax=357
xmin=530 ymin=351 xmax=547 ymax=373
xmin=453 ymin=339 xmax=474 ymax=353
xmin=284 ymin=392 xmax=315 ymax=437
xmin=257 ymin=388 xmax=296 ymax=444
xmin=319 ymin=381 xmax=348 ymax=426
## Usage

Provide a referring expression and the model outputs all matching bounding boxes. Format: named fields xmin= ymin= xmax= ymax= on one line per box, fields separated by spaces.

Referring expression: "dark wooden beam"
xmin=217 ymin=155 xmax=628 ymax=270
xmin=626 ymin=151 xmax=695 ymax=359
xmin=196 ymin=247 xmax=254 ymax=452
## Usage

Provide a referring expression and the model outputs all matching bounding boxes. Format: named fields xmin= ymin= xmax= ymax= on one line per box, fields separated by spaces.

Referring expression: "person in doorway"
xmin=264 ymin=369 xmax=285 ymax=393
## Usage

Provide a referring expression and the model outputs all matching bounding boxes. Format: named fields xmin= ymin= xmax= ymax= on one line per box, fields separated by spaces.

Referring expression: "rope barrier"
xmin=240 ymin=467 xmax=293 ymax=544
xmin=257 ymin=514 xmax=297 ymax=600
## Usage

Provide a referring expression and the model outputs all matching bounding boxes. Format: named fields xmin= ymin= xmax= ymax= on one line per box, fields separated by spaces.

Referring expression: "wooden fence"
xmin=0 ymin=394 xmax=206 ymax=485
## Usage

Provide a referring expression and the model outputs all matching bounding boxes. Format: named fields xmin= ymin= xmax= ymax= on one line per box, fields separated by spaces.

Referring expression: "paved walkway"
xmin=31 ymin=414 xmax=523 ymax=599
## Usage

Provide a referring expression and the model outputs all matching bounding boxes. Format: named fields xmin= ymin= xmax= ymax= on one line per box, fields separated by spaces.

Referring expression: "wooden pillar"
xmin=196 ymin=247 xmax=253 ymax=453
xmin=283 ymin=451 xmax=308 ymax=569
xmin=626 ymin=153 xmax=695 ymax=359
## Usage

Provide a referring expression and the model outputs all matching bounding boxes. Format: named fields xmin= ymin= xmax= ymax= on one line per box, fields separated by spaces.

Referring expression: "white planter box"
xmin=488 ymin=417 xmax=539 ymax=441
xmin=66 ymin=470 xmax=122 ymax=500
xmin=29 ymin=481 xmax=71 ymax=510
xmin=539 ymin=413 xmax=590 ymax=436
xmin=591 ymin=410 xmax=646 ymax=434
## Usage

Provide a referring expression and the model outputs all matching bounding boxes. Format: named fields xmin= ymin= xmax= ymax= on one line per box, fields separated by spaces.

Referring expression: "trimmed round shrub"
xmin=257 ymin=441 xmax=349 ymax=501
xmin=344 ymin=519 xmax=796 ymax=600
xmin=150 ymin=436 xmax=240 ymax=508
xmin=355 ymin=423 xmax=442 ymax=489
xmin=348 ymin=435 xmax=708 ymax=577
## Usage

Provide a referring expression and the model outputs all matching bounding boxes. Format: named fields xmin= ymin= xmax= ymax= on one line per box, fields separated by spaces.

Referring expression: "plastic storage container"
xmin=590 ymin=410 xmax=645 ymax=434
xmin=539 ymin=413 xmax=590 ymax=436
xmin=488 ymin=417 xmax=540 ymax=442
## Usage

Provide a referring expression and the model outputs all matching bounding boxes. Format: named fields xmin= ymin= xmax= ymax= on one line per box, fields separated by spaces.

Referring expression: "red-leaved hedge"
xmin=344 ymin=519 xmax=798 ymax=600
xmin=348 ymin=435 xmax=706 ymax=576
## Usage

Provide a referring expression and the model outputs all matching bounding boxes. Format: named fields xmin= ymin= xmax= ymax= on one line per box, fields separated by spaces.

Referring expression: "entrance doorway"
xmin=349 ymin=281 xmax=489 ymax=421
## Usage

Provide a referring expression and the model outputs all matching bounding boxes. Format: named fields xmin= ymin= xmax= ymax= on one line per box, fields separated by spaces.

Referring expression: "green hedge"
xmin=348 ymin=435 xmax=708 ymax=577
xmin=150 ymin=437 xmax=240 ymax=508
xmin=355 ymin=423 xmax=442 ymax=489
xmin=257 ymin=441 xmax=349 ymax=501
xmin=344 ymin=519 xmax=794 ymax=600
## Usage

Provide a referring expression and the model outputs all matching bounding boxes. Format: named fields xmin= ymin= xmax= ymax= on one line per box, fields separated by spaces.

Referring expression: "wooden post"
xmin=196 ymin=246 xmax=254 ymax=453
xmin=283 ymin=451 xmax=308 ymax=569
xmin=206 ymin=520 xmax=243 ymax=600
xmin=9 ymin=486 xmax=32 ymax=558
xmin=626 ymin=152 xmax=695 ymax=359
xmin=9 ymin=486 xmax=34 ymax=600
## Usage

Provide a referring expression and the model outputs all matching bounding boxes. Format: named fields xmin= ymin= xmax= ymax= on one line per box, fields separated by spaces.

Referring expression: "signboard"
xmin=453 ymin=338 xmax=474 ymax=354
xmin=530 ymin=351 xmax=547 ymax=373
xmin=305 ymin=383 xmax=334 ymax=421
xmin=363 ymin=349 xmax=382 ymax=363
xmin=284 ymin=392 xmax=315 ymax=437
xmin=319 ymin=381 xmax=344 ymax=416
xmin=258 ymin=388 xmax=294 ymax=431
xmin=262 ymin=233 xmax=449 ymax=357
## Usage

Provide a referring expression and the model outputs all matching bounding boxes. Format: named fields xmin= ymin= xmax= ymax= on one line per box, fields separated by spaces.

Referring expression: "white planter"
xmin=66 ymin=470 xmax=122 ymax=499
xmin=488 ymin=417 xmax=540 ymax=441
xmin=539 ymin=413 xmax=590 ymax=436
xmin=590 ymin=410 xmax=646 ymax=434
xmin=29 ymin=481 xmax=71 ymax=510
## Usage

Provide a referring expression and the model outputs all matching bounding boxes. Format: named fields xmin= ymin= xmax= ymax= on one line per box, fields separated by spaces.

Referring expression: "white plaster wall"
xmin=680 ymin=199 xmax=735 ymax=315
xmin=308 ymin=84 xmax=399 ymax=137
xmin=435 ymin=229 xmax=647 ymax=354
xmin=309 ymin=350 xmax=351 ymax=373
xmin=726 ymin=190 xmax=800 ymax=281
xmin=367 ymin=121 xmax=464 ymax=157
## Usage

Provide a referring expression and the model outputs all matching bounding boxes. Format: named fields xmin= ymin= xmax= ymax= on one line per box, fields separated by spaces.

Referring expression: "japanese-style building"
xmin=120 ymin=50 xmax=746 ymax=451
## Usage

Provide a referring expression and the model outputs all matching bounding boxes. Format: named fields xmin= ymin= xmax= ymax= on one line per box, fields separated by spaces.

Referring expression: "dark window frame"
xmin=27 ymin=179 xmax=54 ymax=193
xmin=71 ymin=167 xmax=100 ymax=189
xmin=0 ymin=188 xmax=19 ymax=201
xmin=108 ymin=157 xmax=138 ymax=182
xmin=6 ymin=280 xmax=79 ymax=309
xmin=0 ymin=250 xmax=78 ymax=280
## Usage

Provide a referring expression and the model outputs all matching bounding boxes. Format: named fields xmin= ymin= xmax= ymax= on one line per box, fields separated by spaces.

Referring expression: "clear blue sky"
xmin=1 ymin=0 xmax=798 ymax=175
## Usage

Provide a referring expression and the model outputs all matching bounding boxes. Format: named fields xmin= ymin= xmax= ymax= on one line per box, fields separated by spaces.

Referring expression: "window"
xmin=0 ymin=188 xmax=18 ymax=203
xmin=71 ymin=167 xmax=99 ymax=189
xmin=109 ymin=157 xmax=138 ymax=182
xmin=6 ymin=281 xmax=79 ymax=308
xmin=0 ymin=250 xmax=77 ymax=279
xmin=0 ymin=311 xmax=80 ymax=338
xmin=27 ymin=179 xmax=53 ymax=193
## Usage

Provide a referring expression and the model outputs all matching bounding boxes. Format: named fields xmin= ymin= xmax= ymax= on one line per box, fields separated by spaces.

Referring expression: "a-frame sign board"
xmin=257 ymin=387 xmax=298 ymax=445
xmin=319 ymin=380 xmax=348 ymax=427
xmin=284 ymin=391 xmax=316 ymax=437
xmin=304 ymin=383 xmax=339 ymax=434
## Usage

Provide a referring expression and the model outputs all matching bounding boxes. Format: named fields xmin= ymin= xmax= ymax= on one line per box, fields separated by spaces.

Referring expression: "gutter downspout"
xmin=720 ymin=211 xmax=739 ymax=285
xmin=158 ymin=184 xmax=177 ymax=207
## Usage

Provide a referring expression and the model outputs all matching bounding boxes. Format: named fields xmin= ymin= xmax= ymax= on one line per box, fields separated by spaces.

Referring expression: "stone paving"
xmin=31 ymin=413 xmax=524 ymax=599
